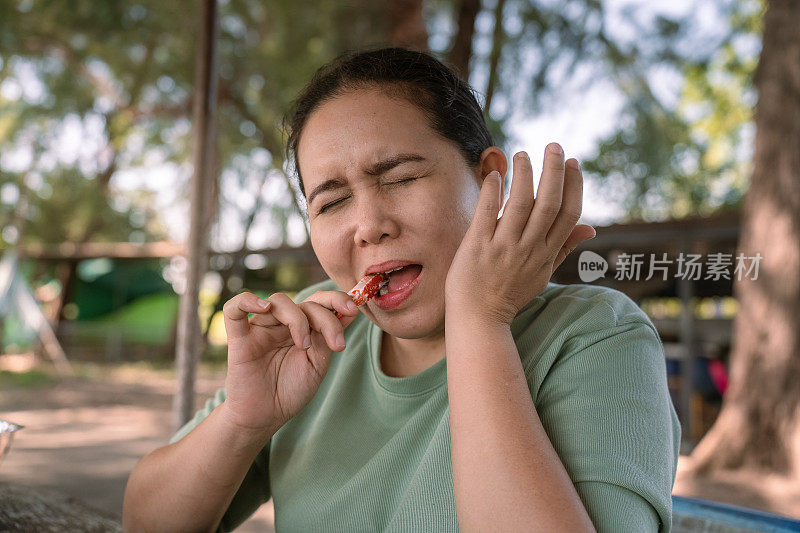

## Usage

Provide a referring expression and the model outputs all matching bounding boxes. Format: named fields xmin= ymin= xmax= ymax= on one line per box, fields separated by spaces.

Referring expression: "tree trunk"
xmin=386 ymin=0 xmax=429 ymax=50
xmin=687 ymin=0 xmax=800 ymax=479
xmin=483 ymin=0 xmax=506 ymax=113
xmin=53 ymin=261 xmax=77 ymax=323
xmin=173 ymin=0 xmax=219 ymax=431
xmin=448 ymin=0 xmax=481 ymax=80
xmin=0 ymin=483 xmax=120 ymax=532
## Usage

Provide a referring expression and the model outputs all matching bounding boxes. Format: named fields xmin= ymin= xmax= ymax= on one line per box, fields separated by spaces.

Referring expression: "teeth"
xmin=384 ymin=265 xmax=411 ymax=274
xmin=369 ymin=264 xmax=419 ymax=277
xmin=379 ymin=285 xmax=389 ymax=295
xmin=369 ymin=266 xmax=405 ymax=276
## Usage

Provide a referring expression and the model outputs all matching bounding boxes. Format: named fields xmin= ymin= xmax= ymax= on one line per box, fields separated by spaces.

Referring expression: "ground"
xmin=0 ymin=360 xmax=275 ymax=532
xmin=1 ymin=359 xmax=798 ymax=530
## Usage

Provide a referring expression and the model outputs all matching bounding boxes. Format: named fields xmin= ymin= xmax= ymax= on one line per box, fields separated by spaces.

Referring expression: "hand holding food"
xmin=220 ymin=290 xmax=362 ymax=433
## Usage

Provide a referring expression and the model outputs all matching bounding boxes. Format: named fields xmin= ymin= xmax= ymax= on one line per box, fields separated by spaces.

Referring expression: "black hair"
xmin=283 ymin=47 xmax=494 ymax=202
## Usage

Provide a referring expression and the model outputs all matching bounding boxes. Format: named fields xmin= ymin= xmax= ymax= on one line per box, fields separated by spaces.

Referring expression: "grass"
xmin=0 ymin=369 xmax=54 ymax=388
xmin=73 ymin=290 xmax=235 ymax=347
xmin=77 ymin=293 xmax=178 ymax=344
xmin=5 ymin=287 xmax=302 ymax=363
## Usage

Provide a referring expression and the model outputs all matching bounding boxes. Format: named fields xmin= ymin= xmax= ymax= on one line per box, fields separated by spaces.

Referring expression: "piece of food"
xmin=334 ymin=272 xmax=390 ymax=318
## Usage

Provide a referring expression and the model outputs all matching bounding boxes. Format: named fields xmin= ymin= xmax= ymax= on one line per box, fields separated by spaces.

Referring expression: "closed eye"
xmin=319 ymin=197 xmax=348 ymax=214
xmin=388 ymin=177 xmax=418 ymax=186
xmin=317 ymin=177 xmax=419 ymax=214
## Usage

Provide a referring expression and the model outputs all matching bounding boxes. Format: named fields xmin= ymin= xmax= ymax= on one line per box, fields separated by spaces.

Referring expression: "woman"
xmin=123 ymin=48 xmax=680 ymax=532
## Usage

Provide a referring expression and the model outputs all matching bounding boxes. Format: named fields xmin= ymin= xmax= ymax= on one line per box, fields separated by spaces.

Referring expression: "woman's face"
xmin=298 ymin=87 xmax=489 ymax=339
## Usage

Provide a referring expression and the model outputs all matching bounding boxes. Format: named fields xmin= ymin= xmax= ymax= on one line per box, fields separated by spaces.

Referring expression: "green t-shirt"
xmin=171 ymin=280 xmax=681 ymax=532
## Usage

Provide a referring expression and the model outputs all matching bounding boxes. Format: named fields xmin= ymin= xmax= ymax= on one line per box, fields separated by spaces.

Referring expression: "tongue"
xmin=387 ymin=265 xmax=422 ymax=292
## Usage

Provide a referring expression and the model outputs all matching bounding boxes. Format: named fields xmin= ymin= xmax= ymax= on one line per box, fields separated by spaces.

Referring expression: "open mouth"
xmin=377 ymin=264 xmax=423 ymax=295
xmin=371 ymin=264 xmax=424 ymax=311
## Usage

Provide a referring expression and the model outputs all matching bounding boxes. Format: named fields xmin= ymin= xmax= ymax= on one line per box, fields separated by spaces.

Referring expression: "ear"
xmin=475 ymin=147 xmax=507 ymax=185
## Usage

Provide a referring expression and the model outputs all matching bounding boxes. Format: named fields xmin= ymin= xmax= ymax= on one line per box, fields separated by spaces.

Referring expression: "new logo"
xmin=578 ymin=251 xmax=608 ymax=283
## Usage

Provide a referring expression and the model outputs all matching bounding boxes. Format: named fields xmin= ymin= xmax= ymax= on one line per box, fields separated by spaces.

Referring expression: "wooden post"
xmin=678 ymin=239 xmax=696 ymax=450
xmin=173 ymin=0 xmax=219 ymax=431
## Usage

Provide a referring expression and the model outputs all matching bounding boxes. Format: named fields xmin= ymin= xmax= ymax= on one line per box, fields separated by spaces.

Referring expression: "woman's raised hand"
xmin=220 ymin=290 xmax=360 ymax=434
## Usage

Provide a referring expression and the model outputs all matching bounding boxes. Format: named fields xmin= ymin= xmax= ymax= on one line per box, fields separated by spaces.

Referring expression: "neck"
xmin=381 ymin=329 xmax=445 ymax=378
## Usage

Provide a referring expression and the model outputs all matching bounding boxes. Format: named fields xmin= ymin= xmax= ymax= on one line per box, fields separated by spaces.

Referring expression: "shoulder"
xmin=513 ymin=281 xmax=659 ymax=348
xmin=517 ymin=283 xmax=679 ymax=533
xmin=537 ymin=281 xmax=655 ymax=328
xmin=512 ymin=281 xmax=663 ymax=386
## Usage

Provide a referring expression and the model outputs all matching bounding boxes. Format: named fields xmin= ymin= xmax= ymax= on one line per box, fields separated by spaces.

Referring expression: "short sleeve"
xmin=528 ymin=301 xmax=681 ymax=533
xmin=169 ymin=388 xmax=272 ymax=532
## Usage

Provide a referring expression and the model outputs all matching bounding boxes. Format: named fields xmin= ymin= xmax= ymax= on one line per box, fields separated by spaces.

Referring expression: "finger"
xmin=301 ymin=301 xmax=350 ymax=352
xmin=552 ymin=224 xmax=597 ymax=271
xmin=300 ymin=290 xmax=360 ymax=318
xmin=543 ymin=158 xmax=584 ymax=249
xmin=222 ymin=292 xmax=272 ymax=340
xmin=529 ymin=143 xmax=565 ymax=241
xmin=469 ymin=171 xmax=502 ymax=241
xmin=496 ymin=151 xmax=534 ymax=241
xmin=264 ymin=292 xmax=313 ymax=350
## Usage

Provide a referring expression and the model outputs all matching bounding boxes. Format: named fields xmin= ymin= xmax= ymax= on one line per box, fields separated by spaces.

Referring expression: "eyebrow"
xmin=306 ymin=153 xmax=427 ymax=207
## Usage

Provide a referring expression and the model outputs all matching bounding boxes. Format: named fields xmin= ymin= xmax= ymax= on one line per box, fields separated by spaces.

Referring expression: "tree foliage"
xmin=0 ymin=0 xmax=765 ymax=257
xmin=576 ymin=0 xmax=763 ymax=220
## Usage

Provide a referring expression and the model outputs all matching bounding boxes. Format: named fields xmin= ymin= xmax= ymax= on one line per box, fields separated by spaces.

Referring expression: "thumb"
xmin=553 ymin=225 xmax=596 ymax=271
xmin=338 ymin=311 xmax=360 ymax=330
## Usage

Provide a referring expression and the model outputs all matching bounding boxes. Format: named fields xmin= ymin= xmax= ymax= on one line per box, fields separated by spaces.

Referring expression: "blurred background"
xmin=1 ymin=0 xmax=798 ymax=530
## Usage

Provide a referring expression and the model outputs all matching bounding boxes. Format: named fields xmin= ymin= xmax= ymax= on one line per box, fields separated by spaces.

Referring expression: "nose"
xmin=352 ymin=193 xmax=400 ymax=246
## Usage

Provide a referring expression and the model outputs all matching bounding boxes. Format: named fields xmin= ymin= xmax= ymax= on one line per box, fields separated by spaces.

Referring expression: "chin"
xmin=374 ymin=302 xmax=445 ymax=337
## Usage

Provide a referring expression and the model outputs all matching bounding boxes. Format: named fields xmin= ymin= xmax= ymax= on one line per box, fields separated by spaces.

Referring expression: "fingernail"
xmin=346 ymin=300 xmax=358 ymax=312
xmin=258 ymin=298 xmax=270 ymax=309
xmin=548 ymin=143 xmax=563 ymax=155
xmin=336 ymin=333 xmax=346 ymax=350
xmin=516 ymin=151 xmax=529 ymax=161
xmin=303 ymin=335 xmax=312 ymax=349
xmin=567 ymin=158 xmax=580 ymax=170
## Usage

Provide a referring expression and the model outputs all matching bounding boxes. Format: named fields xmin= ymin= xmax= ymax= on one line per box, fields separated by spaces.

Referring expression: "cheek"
xmin=440 ymin=180 xmax=480 ymax=236
xmin=422 ymin=187 xmax=476 ymax=254
xmin=309 ymin=227 xmax=348 ymax=276
xmin=456 ymin=177 xmax=481 ymax=219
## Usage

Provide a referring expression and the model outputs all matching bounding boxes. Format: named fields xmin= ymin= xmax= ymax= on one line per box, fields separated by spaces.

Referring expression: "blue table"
xmin=673 ymin=495 xmax=800 ymax=532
